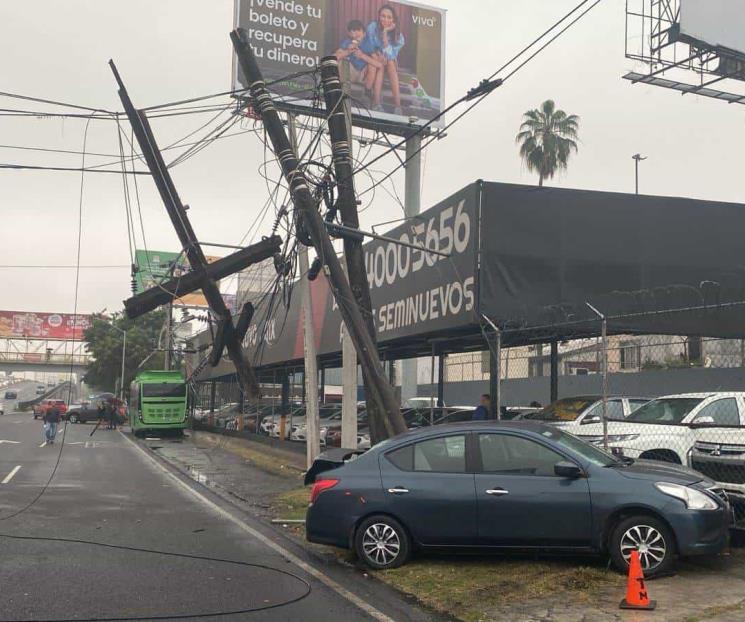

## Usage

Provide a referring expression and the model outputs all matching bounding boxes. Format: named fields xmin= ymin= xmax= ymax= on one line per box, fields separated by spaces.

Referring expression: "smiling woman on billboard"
xmin=360 ymin=4 xmax=406 ymax=114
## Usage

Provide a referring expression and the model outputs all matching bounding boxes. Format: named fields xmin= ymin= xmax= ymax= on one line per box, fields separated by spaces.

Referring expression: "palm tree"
xmin=516 ymin=100 xmax=579 ymax=187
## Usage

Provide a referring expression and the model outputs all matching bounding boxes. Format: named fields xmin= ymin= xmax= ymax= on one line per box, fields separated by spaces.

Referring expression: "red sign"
xmin=0 ymin=311 xmax=92 ymax=341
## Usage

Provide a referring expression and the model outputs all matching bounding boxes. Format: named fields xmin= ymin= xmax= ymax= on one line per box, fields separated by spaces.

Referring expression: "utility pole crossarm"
xmin=110 ymin=59 xmax=266 ymax=398
xmin=123 ymin=236 xmax=281 ymax=319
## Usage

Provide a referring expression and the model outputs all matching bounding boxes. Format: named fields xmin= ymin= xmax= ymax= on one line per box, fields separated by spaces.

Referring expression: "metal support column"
xmin=401 ymin=134 xmax=422 ymax=407
xmin=550 ymin=341 xmax=559 ymax=403
xmin=280 ymin=372 xmax=290 ymax=442
xmin=437 ymin=354 xmax=446 ymax=407
xmin=209 ymin=380 xmax=216 ymax=414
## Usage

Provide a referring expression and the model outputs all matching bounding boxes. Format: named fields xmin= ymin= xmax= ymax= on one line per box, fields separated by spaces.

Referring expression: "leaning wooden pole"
xmin=230 ymin=29 xmax=406 ymax=439
xmin=110 ymin=60 xmax=265 ymax=398
xmin=318 ymin=56 xmax=404 ymax=442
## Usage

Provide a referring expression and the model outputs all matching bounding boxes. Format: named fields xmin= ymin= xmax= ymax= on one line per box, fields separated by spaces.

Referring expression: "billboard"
xmin=235 ymin=182 xmax=479 ymax=367
xmin=233 ymin=0 xmax=446 ymax=130
xmin=680 ymin=0 xmax=745 ymax=58
xmin=134 ymin=249 xmax=225 ymax=309
xmin=0 ymin=311 xmax=92 ymax=341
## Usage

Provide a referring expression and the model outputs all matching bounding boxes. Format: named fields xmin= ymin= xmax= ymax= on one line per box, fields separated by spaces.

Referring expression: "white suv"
xmin=522 ymin=395 xmax=650 ymax=436
xmin=576 ymin=393 xmax=745 ymax=464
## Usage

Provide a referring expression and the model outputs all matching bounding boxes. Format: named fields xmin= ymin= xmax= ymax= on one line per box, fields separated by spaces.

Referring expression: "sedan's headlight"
xmin=607 ymin=434 xmax=640 ymax=443
xmin=320 ymin=426 xmax=328 ymax=434
xmin=655 ymin=482 xmax=719 ymax=510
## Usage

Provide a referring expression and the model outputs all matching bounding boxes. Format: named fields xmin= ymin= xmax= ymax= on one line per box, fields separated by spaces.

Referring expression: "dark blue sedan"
xmin=305 ymin=422 xmax=731 ymax=576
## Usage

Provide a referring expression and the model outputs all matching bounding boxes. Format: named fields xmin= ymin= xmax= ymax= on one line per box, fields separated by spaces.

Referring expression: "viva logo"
xmin=412 ymin=14 xmax=437 ymax=27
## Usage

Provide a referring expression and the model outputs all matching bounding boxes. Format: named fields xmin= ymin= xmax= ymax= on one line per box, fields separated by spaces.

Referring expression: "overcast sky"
xmin=1 ymin=0 xmax=742 ymax=317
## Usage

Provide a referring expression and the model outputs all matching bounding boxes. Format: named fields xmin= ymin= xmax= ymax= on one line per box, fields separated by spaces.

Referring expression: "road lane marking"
xmin=2 ymin=465 xmax=21 ymax=484
xmin=0 ymin=440 xmax=20 ymax=444
xmin=121 ymin=432 xmax=396 ymax=622
xmin=39 ymin=442 xmax=47 ymax=447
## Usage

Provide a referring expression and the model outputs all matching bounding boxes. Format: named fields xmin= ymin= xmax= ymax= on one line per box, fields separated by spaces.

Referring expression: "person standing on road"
xmin=473 ymin=394 xmax=490 ymax=420
xmin=97 ymin=401 xmax=106 ymax=428
xmin=110 ymin=401 xmax=119 ymax=430
xmin=44 ymin=404 xmax=61 ymax=444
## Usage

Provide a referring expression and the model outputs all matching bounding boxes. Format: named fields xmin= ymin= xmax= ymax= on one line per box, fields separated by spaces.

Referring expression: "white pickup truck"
xmin=691 ymin=425 xmax=745 ymax=517
xmin=574 ymin=393 xmax=745 ymax=465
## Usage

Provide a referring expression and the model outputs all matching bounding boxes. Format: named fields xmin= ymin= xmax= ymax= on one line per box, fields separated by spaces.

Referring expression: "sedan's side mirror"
xmin=554 ymin=461 xmax=583 ymax=478
xmin=581 ymin=415 xmax=602 ymax=425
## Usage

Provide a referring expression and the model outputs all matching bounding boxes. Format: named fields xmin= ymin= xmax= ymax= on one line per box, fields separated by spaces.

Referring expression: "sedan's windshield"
xmin=625 ymin=398 xmax=704 ymax=424
xmin=525 ymin=397 xmax=598 ymax=422
xmin=540 ymin=427 xmax=617 ymax=467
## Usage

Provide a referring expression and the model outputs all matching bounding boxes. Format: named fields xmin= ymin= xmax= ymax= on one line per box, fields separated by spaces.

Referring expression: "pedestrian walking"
xmin=473 ymin=394 xmax=490 ymax=420
xmin=97 ymin=401 xmax=106 ymax=428
xmin=44 ymin=404 xmax=61 ymax=444
xmin=110 ymin=401 xmax=119 ymax=430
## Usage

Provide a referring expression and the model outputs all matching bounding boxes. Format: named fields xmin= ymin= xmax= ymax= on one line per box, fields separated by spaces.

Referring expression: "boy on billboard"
xmin=335 ymin=20 xmax=383 ymax=94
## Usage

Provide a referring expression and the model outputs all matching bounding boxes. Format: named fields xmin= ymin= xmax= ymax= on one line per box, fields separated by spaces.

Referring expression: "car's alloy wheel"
xmin=69 ymin=414 xmax=78 ymax=424
xmin=355 ymin=515 xmax=410 ymax=570
xmin=620 ymin=524 xmax=666 ymax=571
xmin=610 ymin=515 xmax=675 ymax=577
xmin=363 ymin=523 xmax=400 ymax=566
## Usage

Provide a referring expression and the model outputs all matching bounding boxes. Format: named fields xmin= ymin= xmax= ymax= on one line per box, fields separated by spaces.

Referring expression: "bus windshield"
xmin=142 ymin=383 xmax=186 ymax=399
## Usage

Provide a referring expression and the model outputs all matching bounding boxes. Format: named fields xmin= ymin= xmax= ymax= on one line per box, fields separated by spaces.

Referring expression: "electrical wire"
xmin=0 ymin=532 xmax=312 ymax=621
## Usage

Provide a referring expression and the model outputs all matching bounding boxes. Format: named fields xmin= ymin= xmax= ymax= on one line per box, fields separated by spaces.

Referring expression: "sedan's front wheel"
xmin=609 ymin=515 xmax=675 ymax=577
xmin=68 ymin=414 xmax=78 ymax=424
xmin=355 ymin=515 xmax=410 ymax=570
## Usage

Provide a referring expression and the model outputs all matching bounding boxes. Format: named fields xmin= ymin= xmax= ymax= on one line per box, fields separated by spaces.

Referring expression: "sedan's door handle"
xmin=485 ymin=488 xmax=509 ymax=496
xmin=387 ymin=487 xmax=409 ymax=494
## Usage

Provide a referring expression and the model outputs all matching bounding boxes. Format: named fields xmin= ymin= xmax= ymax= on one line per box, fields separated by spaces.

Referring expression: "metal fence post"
xmin=586 ymin=303 xmax=608 ymax=450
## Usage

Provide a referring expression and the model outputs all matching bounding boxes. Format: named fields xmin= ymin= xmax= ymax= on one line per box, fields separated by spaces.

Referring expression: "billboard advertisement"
xmin=134 ymin=249 xmax=225 ymax=309
xmin=233 ymin=0 xmax=446 ymax=130
xmin=680 ymin=0 xmax=745 ymax=58
xmin=0 ymin=311 xmax=92 ymax=341
xmin=232 ymin=182 xmax=479 ymax=368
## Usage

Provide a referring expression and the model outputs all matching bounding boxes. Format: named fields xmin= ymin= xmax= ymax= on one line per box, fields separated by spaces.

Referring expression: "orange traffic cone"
xmin=619 ymin=550 xmax=656 ymax=610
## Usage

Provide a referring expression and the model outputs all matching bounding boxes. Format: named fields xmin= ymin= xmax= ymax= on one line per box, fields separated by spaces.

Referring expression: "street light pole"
xmin=632 ymin=153 xmax=647 ymax=195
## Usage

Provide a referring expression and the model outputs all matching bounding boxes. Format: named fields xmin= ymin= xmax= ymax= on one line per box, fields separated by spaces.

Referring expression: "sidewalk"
xmin=143 ymin=430 xmax=745 ymax=622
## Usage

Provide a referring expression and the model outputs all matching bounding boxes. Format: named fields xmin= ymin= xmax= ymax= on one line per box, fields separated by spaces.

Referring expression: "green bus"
xmin=130 ymin=370 xmax=188 ymax=437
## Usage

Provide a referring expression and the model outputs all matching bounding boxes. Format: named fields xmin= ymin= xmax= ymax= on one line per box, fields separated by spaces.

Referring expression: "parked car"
xmin=576 ymin=393 xmax=745 ymax=464
xmin=4 ymin=390 xmax=18 ymax=400
xmin=65 ymin=402 xmax=101 ymax=423
xmin=691 ymin=427 xmax=745 ymax=521
xmin=290 ymin=406 xmax=343 ymax=442
xmin=36 ymin=386 xmax=45 ymax=395
xmin=305 ymin=421 xmax=731 ymax=575
xmin=33 ymin=399 xmax=67 ymax=420
xmin=523 ymin=395 xmax=651 ymax=433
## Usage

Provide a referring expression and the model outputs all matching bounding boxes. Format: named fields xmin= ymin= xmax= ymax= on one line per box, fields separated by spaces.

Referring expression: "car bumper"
xmin=306 ymin=502 xmax=356 ymax=549
xmin=665 ymin=503 xmax=731 ymax=556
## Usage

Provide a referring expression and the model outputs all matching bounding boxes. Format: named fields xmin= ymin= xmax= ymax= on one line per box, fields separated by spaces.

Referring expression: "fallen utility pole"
xmin=318 ymin=56 xmax=405 ymax=442
xmin=230 ymin=30 xmax=407 ymax=439
xmin=110 ymin=60 xmax=275 ymax=398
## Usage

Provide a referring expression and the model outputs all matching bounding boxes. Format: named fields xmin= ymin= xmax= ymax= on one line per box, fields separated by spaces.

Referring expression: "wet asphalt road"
xmin=0 ymin=413 xmax=419 ymax=622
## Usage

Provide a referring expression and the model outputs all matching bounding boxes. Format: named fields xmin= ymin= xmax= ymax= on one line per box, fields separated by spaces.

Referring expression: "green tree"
xmin=516 ymin=99 xmax=580 ymax=186
xmin=83 ymin=309 xmax=167 ymax=393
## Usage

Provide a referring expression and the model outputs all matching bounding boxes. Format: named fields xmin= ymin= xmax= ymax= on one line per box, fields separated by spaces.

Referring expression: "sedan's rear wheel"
xmin=610 ymin=515 xmax=675 ymax=577
xmin=69 ymin=413 xmax=78 ymax=424
xmin=355 ymin=515 xmax=410 ymax=570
